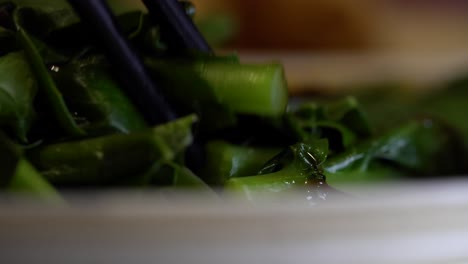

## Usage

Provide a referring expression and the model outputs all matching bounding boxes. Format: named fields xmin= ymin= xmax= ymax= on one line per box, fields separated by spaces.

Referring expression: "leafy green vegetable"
xmin=146 ymin=161 xmax=216 ymax=195
xmin=225 ymin=140 xmax=329 ymax=200
xmin=0 ymin=51 xmax=36 ymax=141
xmin=51 ymin=55 xmax=147 ymax=134
xmin=16 ymin=22 xmax=85 ymax=137
xmin=325 ymin=119 xmax=463 ymax=186
xmin=8 ymin=159 xmax=63 ymax=201
xmin=0 ymin=0 xmax=467 ymax=204
xmin=286 ymin=96 xmax=370 ymax=152
xmin=201 ymin=140 xmax=281 ymax=185
xmin=0 ymin=131 xmax=61 ymax=201
xmin=146 ymin=59 xmax=289 ymax=117
xmin=27 ymin=115 xmax=196 ymax=186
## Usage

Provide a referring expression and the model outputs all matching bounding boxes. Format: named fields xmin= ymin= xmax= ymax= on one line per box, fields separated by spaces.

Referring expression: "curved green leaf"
xmin=16 ymin=24 xmax=85 ymax=137
xmin=51 ymin=56 xmax=147 ymax=134
xmin=0 ymin=51 xmax=36 ymax=141
xmin=325 ymin=119 xmax=463 ymax=186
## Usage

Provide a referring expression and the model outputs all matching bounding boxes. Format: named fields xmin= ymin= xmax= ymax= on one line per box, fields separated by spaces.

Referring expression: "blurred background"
xmin=190 ymin=0 xmax=468 ymax=93
xmin=188 ymin=0 xmax=468 ymax=52
xmin=116 ymin=0 xmax=468 ymax=93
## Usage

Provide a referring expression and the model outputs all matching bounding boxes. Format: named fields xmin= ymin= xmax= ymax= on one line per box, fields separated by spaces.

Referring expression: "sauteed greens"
xmin=0 ymin=0 xmax=467 ymax=203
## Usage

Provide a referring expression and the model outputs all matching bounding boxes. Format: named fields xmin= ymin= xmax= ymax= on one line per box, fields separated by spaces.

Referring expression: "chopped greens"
xmin=0 ymin=0 xmax=468 ymax=202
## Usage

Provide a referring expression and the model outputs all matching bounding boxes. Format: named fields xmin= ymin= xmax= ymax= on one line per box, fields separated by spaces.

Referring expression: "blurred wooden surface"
xmin=192 ymin=0 xmax=468 ymax=51
xmin=197 ymin=0 xmax=468 ymax=94
xmin=192 ymin=0 xmax=377 ymax=50
xmin=116 ymin=0 xmax=468 ymax=52
xmin=239 ymin=51 xmax=468 ymax=94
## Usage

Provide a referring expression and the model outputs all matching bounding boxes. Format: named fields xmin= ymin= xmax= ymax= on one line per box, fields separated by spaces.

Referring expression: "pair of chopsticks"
xmin=67 ymin=0 xmax=212 ymax=125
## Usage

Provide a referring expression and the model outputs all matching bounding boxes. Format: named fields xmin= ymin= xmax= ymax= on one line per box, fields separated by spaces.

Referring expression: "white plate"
xmin=1 ymin=180 xmax=468 ymax=264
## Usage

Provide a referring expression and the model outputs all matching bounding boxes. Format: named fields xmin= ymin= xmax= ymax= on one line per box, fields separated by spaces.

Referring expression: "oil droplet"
xmin=50 ymin=65 xmax=60 ymax=72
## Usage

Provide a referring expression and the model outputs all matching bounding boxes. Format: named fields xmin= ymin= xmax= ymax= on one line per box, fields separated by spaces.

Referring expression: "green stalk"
xmin=225 ymin=163 xmax=309 ymax=198
xmin=27 ymin=115 xmax=196 ymax=185
xmin=225 ymin=141 xmax=328 ymax=200
xmin=201 ymin=140 xmax=281 ymax=185
xmin=146 ymin=59 xmax=289 ymax=117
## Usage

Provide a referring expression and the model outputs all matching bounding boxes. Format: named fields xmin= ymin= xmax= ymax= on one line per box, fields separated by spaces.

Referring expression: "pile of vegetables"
xmin=0 ymin=0 xmax=467 ymax=203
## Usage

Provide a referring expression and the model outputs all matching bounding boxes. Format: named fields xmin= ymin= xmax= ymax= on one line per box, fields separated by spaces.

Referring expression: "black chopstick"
xmin=141 ymin=0 xmax=213 ymax=170
xmin=142 ymin=0 xmax=212 ymax=54
xmin=67 ymin=0 xmax=177 ymax=125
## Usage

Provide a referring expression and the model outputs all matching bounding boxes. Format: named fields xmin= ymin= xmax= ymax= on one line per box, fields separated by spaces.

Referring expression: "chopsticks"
xmin=142 ymin=0 xmax=212 ymax=53
xmin=67 ymin=0 xmax=213 ymax=126
xmin=67 ymin=0 xmax=177 ymax=125
xmin=67 ymin=0 xmax=211 ymax=169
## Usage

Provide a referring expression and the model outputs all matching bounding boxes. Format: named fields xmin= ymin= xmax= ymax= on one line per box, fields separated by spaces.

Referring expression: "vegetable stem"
xmin=146 ymin=59 xmax=289 ymax=117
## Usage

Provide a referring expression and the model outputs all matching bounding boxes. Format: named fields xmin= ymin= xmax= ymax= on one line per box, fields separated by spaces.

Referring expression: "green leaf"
xmin=315 ymin=121 xmax=357 ymax=151
xmin=325 ymin=119 xmax=463 ymax=186
xmin=51 ymin=56 xmax=147 ymax=134
xmin=0 ymin=51 xmax=36 ymax=141
xmin=15 ymin=22 xmax=85 ymax=137
xmin=321 ymin=96 xmax=372 ymax=137
xmin=286 ymin=97 xmax=371 ymax=153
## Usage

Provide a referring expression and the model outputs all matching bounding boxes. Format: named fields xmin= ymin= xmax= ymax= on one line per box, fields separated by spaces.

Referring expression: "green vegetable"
xmin=146 ymin=59 xmax=289 ymax=117
xmin=0 ymin=132 xmax=61 ymax=201
xmin=8 ymin=159 xmax=63 ymax=202
xmin=16 ymin=22 xmax=85 ymax=137
xmin=0 ymin=51 xmax=36 ymax=141
xmin=1 ymin=0 xmax=467 ymax=204
xmin=286 ymin=96 xmax=371 ymax=152
xmin=201 ymin=140 xmax=281 ymax=185
xmin=225 ymin=140 xmax=329 ymax=201
xmin=50 ymin=55 xmax=148 ymax=134
xmin=27 ymin=115 xmax=195 ymax=186
xmin=325 ymin=119 xmax=463 ymax=186
xmin=145 ymin=161 xmax=217 ymax=197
